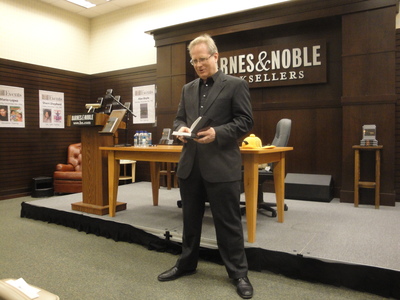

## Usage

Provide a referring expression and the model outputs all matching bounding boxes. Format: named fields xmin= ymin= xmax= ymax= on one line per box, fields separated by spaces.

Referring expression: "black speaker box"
xmin=285 ymin=173 xmax=333 ymax=202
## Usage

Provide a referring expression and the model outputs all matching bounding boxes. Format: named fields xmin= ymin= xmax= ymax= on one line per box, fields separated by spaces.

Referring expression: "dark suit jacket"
xmin=173 ymin=71 xmax=253 ymax=183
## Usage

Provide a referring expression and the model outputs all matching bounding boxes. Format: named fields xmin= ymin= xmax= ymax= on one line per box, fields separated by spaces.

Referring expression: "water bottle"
xmin=147 ymin=132 xmax=152 ymax=146
xmin=138 ymin=131 xmax=143 ymax=147
xmin=142 ymin=131 xmax=148 ymax=147
xmin=133 ymin=131 xmax=139 ymax=147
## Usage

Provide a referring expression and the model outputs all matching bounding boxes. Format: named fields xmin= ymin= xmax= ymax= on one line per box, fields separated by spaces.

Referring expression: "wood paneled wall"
xmin=1 ymin=0 xmax=398 ymax=205
xmin=0 ymin=59 xmax=89 ymax=199
xmin=89 ymin=66 xmax=157 ymax=182
xmin=340 ymin=5 xmax=397 ymax=205
xmin=396 ymin=29 xmax=400 ymax=203
xmin=150 ymin=0 xmax=398 ymax=205
xmin=0 ymin=60 xmax=156 ymax=199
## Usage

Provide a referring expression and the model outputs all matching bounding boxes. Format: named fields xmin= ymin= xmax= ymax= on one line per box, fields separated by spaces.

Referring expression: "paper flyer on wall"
xmin=0 ymin=85 xmax=25 ymax=128
xmin=39 ymin=90 xmax=65 ymax=129
xmin=132 ymin=84 xmax=156 ymax=124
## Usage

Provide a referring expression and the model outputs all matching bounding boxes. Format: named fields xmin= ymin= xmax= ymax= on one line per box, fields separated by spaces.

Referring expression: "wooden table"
xmin=100 ymin=145 xmax=293 ymax=243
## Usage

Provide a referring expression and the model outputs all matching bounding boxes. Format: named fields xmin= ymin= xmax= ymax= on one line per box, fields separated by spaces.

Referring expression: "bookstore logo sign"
xmin=219 ymin=40 xmax=326 ymax=88
xmin=70 ymin=113 xmax=94 ymax=126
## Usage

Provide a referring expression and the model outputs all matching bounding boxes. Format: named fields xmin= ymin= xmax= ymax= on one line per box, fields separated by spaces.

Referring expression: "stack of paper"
xmin=6 ymin=278 xmax=41 ymax=299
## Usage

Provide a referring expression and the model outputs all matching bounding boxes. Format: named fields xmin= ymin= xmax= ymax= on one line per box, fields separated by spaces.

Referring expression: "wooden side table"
xmin=353 ymin=145 xmax=382 ymax=208
xmin=119 ymin=159 xmax=136 ymax=182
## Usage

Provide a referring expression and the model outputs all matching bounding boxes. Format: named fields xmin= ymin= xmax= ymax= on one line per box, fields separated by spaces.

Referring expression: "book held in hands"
xmin=172 ymin=116 xmax=212 ymax=139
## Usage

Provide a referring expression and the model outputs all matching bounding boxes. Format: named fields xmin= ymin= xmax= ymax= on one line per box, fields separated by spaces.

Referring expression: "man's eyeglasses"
xmin=190 ymin=54 xmax=213 ymax=66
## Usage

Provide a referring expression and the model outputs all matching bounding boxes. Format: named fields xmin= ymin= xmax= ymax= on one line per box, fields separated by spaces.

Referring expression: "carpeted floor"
xmin=10 ymin=182 xmax=400 ymax=299
xmin=23 ymin=182 xmax=400 ymax=271
xmin=2 ymin=196 xmax=393 ymax=299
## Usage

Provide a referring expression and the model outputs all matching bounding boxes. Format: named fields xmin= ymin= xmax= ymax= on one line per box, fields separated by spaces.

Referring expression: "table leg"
xmin=273 ymin=153 xmax=285 ymax=223
xmin=150 ymin=162 xmax=160 ymax=206
xmin=243 ymin=156 xmax=258 ymax=243
xmin=108 ymin=151 xmax=119 ymax=216
xmin=375 ymin=150 xmax=380 ymax=209
xmin=354 ymin=149 xmax=360 ymax=207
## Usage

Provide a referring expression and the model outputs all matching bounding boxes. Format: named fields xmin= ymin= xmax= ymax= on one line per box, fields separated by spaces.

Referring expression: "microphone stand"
xmin=106 ymin=93 xmax=136 ymax=146
xmin=107 ymin=94 xmax=136 ymax=117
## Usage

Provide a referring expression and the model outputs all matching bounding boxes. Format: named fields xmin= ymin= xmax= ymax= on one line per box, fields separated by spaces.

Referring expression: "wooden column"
xmin=155 ymin=43 xmax=194 ymax=137
xmin=340 ymin=6 xmax=396 ymax=206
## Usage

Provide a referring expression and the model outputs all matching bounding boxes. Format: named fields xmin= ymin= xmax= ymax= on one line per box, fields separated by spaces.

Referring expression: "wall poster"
xmin=39 ymin=90 xmax=65 ymax=129
xmin=0 ymin=85 xmax=25 ymax=128
xmin=132 ymin=84 xmax=156 ymax=124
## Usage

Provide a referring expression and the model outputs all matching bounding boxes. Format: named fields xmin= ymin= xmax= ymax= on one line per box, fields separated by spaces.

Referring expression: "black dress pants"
xmin=175 ymin=156 xmax=248 ymax=279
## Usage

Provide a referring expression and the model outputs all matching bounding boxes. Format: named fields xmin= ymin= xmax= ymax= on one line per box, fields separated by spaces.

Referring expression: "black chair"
xmin=241 ymin=118 xmax=292 ymax=217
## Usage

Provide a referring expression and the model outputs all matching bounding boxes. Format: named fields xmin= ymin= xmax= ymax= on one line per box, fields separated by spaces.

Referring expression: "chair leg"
xmin=240 ymin=181 xmax=289 ymax=217
xmin=258 ymin=202 xmax=277 ymax=217
xmin=256 ymin=183 xmax=278 ymax=217
xmin=166 ymin=163 xmax=172 ymax=190
xmin=173 ymin=173 xmax=179 ymax=188
xmin=258 ymin=202 xmax=288 ymax=217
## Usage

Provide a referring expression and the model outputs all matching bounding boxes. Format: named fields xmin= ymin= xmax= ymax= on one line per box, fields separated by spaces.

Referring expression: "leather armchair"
xmin=53 ymin=143 xmax=82 ymax=194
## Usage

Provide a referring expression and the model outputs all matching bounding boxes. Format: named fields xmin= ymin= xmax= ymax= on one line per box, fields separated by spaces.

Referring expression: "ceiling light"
xmin=66 ymin=0 xmax=96 ymax=9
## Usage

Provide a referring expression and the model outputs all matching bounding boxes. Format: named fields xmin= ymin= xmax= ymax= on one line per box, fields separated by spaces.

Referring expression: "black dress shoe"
xmin=234 ymin=276 xmax=253 ymax=299
xmin=157 ymin=267 xmax=196 ymax=282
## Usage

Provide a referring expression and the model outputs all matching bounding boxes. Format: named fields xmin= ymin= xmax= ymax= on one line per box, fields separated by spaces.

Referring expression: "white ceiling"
xmin=39 ymin=0 xmax=149 ymax=18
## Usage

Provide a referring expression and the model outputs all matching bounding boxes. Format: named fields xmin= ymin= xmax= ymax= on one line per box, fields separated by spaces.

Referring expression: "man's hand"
xmin=176 ymin=126 xmax=190 ymax=143
xmin=194 ymin=127 xmax=215 ymax=144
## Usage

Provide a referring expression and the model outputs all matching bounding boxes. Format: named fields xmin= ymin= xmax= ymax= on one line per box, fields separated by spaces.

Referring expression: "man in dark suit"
xmin=157 ymin=34 xmax=254 ymax=299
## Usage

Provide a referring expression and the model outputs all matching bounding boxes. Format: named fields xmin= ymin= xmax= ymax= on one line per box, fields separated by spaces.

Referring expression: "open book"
xmin=99 ymin=117 xmax=119 ymax=134
xmin=172 ymin=116 xmax=212 ymax=139
xmin=99 ymin=109 xmax=126 ymax=135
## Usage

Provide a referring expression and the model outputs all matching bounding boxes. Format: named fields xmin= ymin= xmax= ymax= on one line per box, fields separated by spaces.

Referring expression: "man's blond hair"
xmin=188 ymin=34 xmax=218 ymax=55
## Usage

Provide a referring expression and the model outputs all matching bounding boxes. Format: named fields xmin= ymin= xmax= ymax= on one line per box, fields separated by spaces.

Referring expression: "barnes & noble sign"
xmin=219 ymin=40 xmax=326 ymax=88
